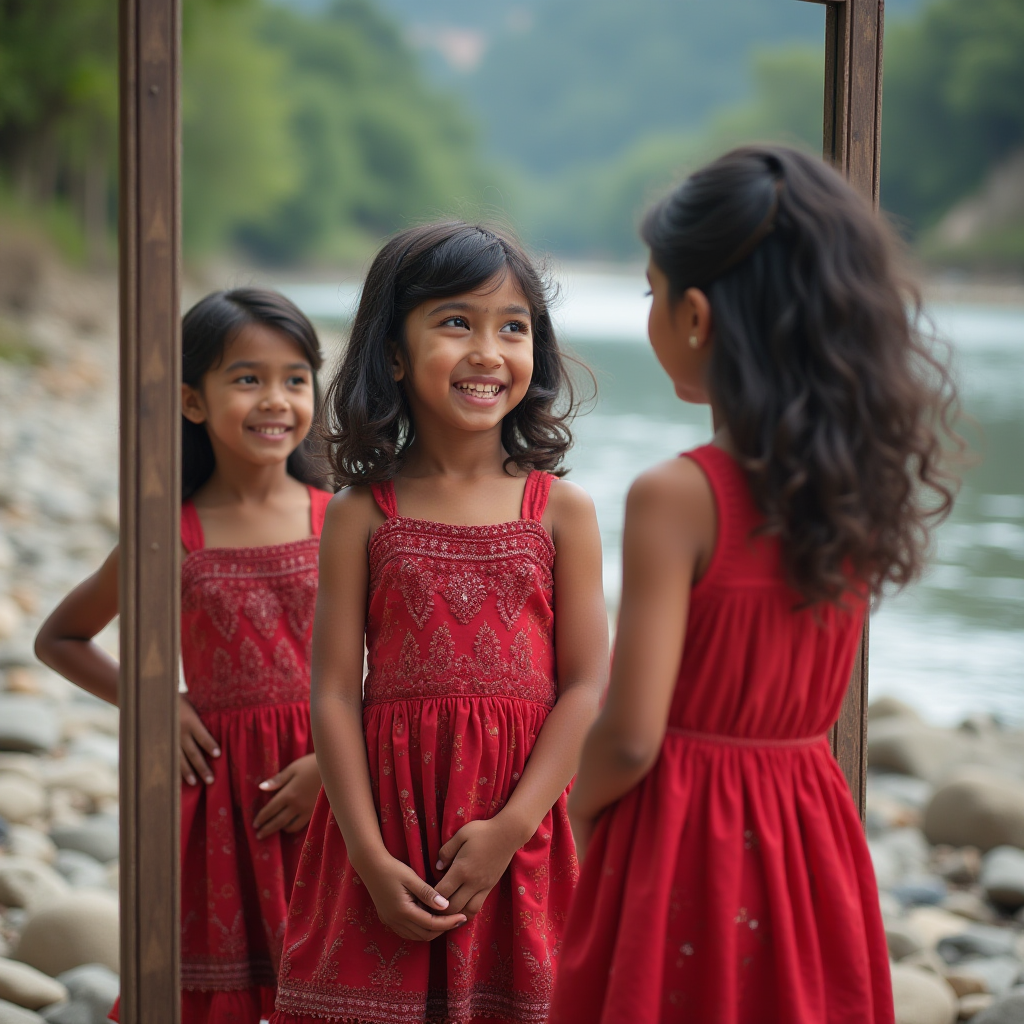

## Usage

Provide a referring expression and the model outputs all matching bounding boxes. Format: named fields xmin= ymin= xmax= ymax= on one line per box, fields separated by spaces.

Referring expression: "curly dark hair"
xmin=181 ymin=288 xmax=328 ymax=499
xmin=641 ymin=145 xmax=961 ymax=605
xmin=324 ymin=221 xmax=584 ymax=486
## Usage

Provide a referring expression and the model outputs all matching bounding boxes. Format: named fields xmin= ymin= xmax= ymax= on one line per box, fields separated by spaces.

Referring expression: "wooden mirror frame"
xmin=114 ymin=1 xmax=883 ymax=1018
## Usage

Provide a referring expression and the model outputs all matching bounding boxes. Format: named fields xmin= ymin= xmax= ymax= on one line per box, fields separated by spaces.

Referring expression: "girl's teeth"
xmin=457 ymin=383 xmax=501 ymax=394
xmin=255 ymin=426 xmax=288 ymax=434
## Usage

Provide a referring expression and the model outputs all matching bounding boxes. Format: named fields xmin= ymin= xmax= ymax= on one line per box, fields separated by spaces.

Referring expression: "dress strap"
xmin=180 ymin=500 xmax=205 ymax=553
xmin=370 ymin=480 xmax=398 ymax=519
xmin=309 ymin=486 xmax=332 ymax=537
xmin=521 ymin=470 xmax=555 ymax=522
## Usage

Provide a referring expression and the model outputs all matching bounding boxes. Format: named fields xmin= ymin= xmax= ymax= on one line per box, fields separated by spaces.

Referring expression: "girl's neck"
xmin=401 ymin=424 xmax=514 ymax=481
xmin=195 ymin=457 xmax=301 ymax=508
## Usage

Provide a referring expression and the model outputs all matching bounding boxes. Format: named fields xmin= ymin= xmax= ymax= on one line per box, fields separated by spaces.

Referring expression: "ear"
xmin=678 ymin=288 xmax=713 ymax=349
xmin=390 ymin=345 xmax=406 ymax=383
xmin=181 ymin=382 xmax=207 ymax=424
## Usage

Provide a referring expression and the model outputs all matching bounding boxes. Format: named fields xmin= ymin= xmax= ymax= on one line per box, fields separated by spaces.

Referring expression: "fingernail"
xmin=205 ymin=776 xmax=214 ymax=784
xmin=187 ymin=775 xmax=196 ymax=786
xmin=436 ymin=860 xmax=444 ymax=871
xmin=259 ymin=781 xmax=270 ymax=790
xmin=212 ymin=748 xmax=221 ymax=757
xmin=433 ymin=894 xmax=449 ymax=909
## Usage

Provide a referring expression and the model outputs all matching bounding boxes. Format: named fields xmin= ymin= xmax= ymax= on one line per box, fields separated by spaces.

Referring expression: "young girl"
xmin=548 ymin=146 xmax=959 ymax=1024
xmin=268 ymin=222 xmax=608 ymax=1024
xmin=35 ymin=288 xmax=333 ymax=1023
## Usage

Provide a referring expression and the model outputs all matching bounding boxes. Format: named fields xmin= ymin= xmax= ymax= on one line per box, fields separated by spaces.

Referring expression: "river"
xmin=280 ymin=268 xmax=1024 ymax=726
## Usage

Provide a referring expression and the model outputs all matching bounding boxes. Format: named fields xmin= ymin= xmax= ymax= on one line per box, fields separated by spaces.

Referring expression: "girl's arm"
xmin=311 ymin=489 xmax=466 ymax=942
xmin=435 ymin=480 xmax=608 ymax=917
xmin=34 ymin=546 xmax=221 ymax=787
xmin=566 ymin=457 xmax=715 ymax=856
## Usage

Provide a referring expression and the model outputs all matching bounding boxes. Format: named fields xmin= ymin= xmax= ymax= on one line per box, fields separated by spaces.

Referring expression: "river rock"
xmin=908 ymin=907 xmax=978 ymax=949
xmin=939 ymin=925 xmax=1020 ymax=964
xmin=52 ymin=965 xmax=118 ymax=1024
xmin=982 ymin=847 xmax=1024 ymax=910
xmin=891 ymin=963 xmax=959 ymax=1024
xmin=40 ymin=764 xmax=117 ymax=811
xmin=925 ymin=770 xmax=1024 ymax=852
xmin=972 ymin=988 xmax=1024 ymax=1023
xmin=0 ymin=1000 xmax=45 ymax=1023
xmin=0 ymin=959 xmax=67 ymax=1010
xmin=870 ymin=697 xmax=923 ymax=722
xmin=0 ymin=858 xmax=70 ymax=910
xmin=946 ymin=971 xmax=988 ymax=997
xmin=52 ymin=853 xmax=106 ymax=891
xmin=949 ymin=958 xmax=1023 ymax=997
xmin=0 ymin=777 xmax=46 ymax=825
xmin=889 ymin=921 xmax=927 ymax=960
xmin=903 ymin=949 xmax=951 ymax=977
xmin=49 ymin=818 xmax=118 ymax=865
xmin=943 ymin=890 xmax=998 ymax=925
xmin=38 ymin=1004 xmax=90 ymax=1024
xmin=873 ymin=828 xmax=933 ymax=888
xmin=934 ymin=846 xmax=983 ymax=886
xmin=895 ymin=877 xmax=949 ymax=907
xmin=63 ymin=737 xmax=116 ymax=772
xmin=0 ymin=598 xmax=23 ymax=642
xmin=12 ymin=892 xmax=118 ymax=976
xmin=8 ymin=827 xmax=57 ymax=865
xmin=0 ymin=699 xmax=58 ymax=755
xmin=0 ymin=759 xmax=41 ymax=786
xmin=960 ymin=993 xmax=996 ymax=1018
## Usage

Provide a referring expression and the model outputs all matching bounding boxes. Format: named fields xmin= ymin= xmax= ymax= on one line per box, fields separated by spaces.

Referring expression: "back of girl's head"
xmin=642 ymin=144 xmax=959 ymax=605
xmin=325 ymin=221 xmax=581 ymax=485
xmin=181 ymin=288 xmax=327 ymax=499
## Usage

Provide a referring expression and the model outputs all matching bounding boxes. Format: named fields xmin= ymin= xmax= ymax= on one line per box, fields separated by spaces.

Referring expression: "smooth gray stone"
xmin=53 ymin=965 xmax=118 ymax=1024
xmin=983 ymin=847 xmax=1024 ymax=910
xmin=52 ymin=852 xmax=106 ymax=891
xmin=953 ymin=957 xmax=1024 ymax=997
xmin=0 ymin=699 xmax=59 ymax=755
xmin=49 ymin=819 xmax=118 ymax=865
xmin=972 ymin=988 xmax=1024 ymax=1024
xmin=939 ymin=924 xmax=1020 ymax=963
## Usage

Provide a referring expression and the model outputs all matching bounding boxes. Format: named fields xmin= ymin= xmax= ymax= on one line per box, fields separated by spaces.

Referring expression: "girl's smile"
xmin=452 ymin=375 xmax=508 ymax=406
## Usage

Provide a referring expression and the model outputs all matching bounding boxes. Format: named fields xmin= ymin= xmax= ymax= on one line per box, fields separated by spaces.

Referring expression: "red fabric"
xmin=270 ymin=471 xmax=577 ymax=1024
xmin=548 ymin=446 xmax=893 ymax=1024
xmin=178 ymin=486 xmax=331 ymax=1018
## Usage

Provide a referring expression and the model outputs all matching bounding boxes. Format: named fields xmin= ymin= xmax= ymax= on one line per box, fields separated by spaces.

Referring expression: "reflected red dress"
xmin=271 ymin=471 xmax=577 ymax=1024
xmin=127 ymin=486 xmax=330 ymax=1024
xmin=549 ymin=446 xmax=894 ymax=1024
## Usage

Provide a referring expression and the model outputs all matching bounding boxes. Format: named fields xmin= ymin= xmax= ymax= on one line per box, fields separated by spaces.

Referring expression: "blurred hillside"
xmin=1 ymin=0 xmax=1022 ymax=268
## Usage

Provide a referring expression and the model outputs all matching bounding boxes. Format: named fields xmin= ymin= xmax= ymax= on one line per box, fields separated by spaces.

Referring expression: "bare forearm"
xmin=567 ymin=712 xmax=662 ymax=823
xmin=499 ymin=683 xmax=602 ymax=844
xmin=35 ymin=636 xmax=119 ymax=706
xmin=311 ymin=692 xmax=389 ymax=873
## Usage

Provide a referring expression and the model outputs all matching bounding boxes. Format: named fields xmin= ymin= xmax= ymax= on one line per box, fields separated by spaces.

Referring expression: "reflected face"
xmin=646 ymin=258 xmax=711 ymax=405
xmin=182 ymin=323 xmax=315 ymax=469
xmin=396 ymin=273 xmax=534 ymax=435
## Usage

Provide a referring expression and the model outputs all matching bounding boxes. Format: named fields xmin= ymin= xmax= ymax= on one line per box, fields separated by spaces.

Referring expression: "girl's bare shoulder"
xmin=626 ymin=456 xmax=716 ymax=534
xmin=323 ymin=484 xmax=386 ymax=538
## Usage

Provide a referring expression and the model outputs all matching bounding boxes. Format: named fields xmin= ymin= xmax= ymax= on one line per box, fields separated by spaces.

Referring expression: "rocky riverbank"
xmin=2 ymin=237 xmax=1024 ymax=1022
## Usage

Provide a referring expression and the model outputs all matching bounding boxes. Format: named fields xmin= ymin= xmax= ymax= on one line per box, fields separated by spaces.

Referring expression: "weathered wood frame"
xmin=118 ymin=0 xmax=181 ymax=1021
xmin=114 ymin=0 xmax=882 ymax=1014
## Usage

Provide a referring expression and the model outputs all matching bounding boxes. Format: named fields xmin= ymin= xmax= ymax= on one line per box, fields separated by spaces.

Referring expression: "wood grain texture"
xmin=118 ymin=0 xmax=181 ymax=1020
xmin=819 ymin=0 xmax=885 ymax=819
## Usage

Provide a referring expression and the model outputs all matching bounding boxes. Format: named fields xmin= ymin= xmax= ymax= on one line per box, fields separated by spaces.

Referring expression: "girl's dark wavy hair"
xmin=181 ymin=288 xmax=328 ymax=500
xmin=642 ymin=145 xmax=961 ymax=605
xmin=325 ymin=221 xmax=583 ymax=485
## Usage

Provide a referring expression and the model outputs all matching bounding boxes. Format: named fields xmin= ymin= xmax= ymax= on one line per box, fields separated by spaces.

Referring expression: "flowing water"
xmin=281 ymin=269 xmax=1024 ymax=726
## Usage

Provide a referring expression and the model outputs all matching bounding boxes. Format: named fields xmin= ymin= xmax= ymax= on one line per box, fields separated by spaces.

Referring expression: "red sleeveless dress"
xmin=549 ymin=446 xmax=893 ymax=1024
xmin=271 ymin=471 xmax=577 ymax=1024
xmin=177 ymin=486 xmax=331 ymax=1022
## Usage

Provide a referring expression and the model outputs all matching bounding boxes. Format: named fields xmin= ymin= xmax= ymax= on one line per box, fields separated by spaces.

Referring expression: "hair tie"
xmin=709 ymin=178 xmax=783 ymax=279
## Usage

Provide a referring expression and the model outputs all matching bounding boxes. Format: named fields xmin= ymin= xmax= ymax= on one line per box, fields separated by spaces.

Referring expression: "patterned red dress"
xmin=549 ymin=446 xmax=894 ymax=1024
xmin=176 ymin=485 xmax=331 ymax=1022
xmin=271 ymin=471 xmax=577 ymax=1024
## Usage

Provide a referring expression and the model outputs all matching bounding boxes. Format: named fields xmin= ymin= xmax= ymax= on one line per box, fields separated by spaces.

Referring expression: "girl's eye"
xmin=440 ymin=316 xmax=469 ymax=329
xmin=235 ymin=374 xmax=258 ymax=385
xmin=287 ymin=375 xmax=309 ymax=387
xmin=502 ymin=320 xmax=529 ymax=334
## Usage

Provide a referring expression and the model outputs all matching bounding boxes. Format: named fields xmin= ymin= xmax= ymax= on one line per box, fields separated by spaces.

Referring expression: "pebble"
xmin=895 ymin=877 xmax=950 ymax=907
xmin=934 ymin=846 xmax=984 ymax=886
xmin=52 ymin=964 xmax=118 ymax=1024
xmin=982 ymin=848 xmax=1024 ymax=911
xmin=39 ymin=762 xmax=117 ymax=811
xmin=49 ymin=818 xmax=118 ymax=865
xmin=870 ymin=717 xmax=979 ymax=786
xmin=960 ymin=993 xmax=995 ymax=1019
xmin=3 ymin=670 xmax=39 ymax=697
xmin=0 ymin=777 xmax=46 ymax=825
xmin=944 ymin=890 xmax=999 ymax=925
xmin=972 ymin=988 xmax=1024 ymax=1023
xmin=52 ymin=853 xmax=107 ymax=892
xmin=938 ymin=925 xmax=1020 ymax=963
xmin=12 ymin=892 xmax=119 ymax=976
xmin=948 ymin=958 xmax=1023 ymax=998
xmin=891 ymin=962 xmax=959 ymax=1024
xmin=0 ymin=1000 xmax=45 ymax=1024
xmin=908 ymin=907 xmax=977 ymax=949
xmin=925 ymin=769 xmax=1024 ymax=853
xmin=0 ymin=959 xmax=66 ymax=1010
xmin=869 ymin=697 xmax=923 ymax=722
xmin=62 ymin=738 xmax=116 ymax=773
xmin=0 ymin=859 xmax=70 ymax=911
xmin=0 ymin=700 xmax=58 ymax=756
xmin=888 ymin=921 xmax=927 ymax=960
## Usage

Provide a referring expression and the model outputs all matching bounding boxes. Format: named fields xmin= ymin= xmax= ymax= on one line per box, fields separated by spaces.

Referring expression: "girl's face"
xmin=396 ymin=272 xmax=534 ymax=436
xmin=646 ymin=258 xmax=712 ymax=405
xmin=182 ymin=323 xmax=315 ymax=469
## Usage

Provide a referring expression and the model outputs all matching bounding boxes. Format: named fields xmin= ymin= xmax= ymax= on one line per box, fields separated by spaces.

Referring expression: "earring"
xmin=688 ymin=335 xmax=699 ymax=349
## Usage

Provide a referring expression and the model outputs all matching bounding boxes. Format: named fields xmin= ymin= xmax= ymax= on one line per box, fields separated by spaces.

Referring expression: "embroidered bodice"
xmin=364 ymin=472 xmax=558 ymax=708
xmin=179 ymin=486 xmax=332 ymax=713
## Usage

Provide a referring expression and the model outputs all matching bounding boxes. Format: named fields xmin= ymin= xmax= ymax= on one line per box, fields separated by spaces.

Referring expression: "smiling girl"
xmin=268 ymin=223 xmax=608 ymax=1024
xmin=35 ymin=289 xmax=332 ymax=1023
